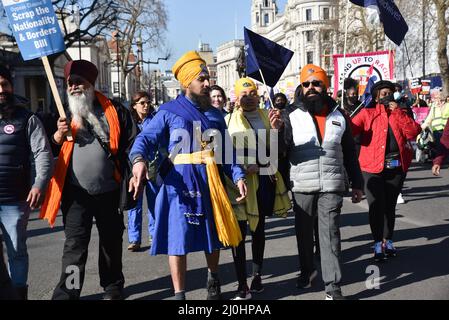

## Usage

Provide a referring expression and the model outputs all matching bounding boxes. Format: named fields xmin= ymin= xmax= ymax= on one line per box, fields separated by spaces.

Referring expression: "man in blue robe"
xmin=129 ymin=51 xmax=247 ymax=300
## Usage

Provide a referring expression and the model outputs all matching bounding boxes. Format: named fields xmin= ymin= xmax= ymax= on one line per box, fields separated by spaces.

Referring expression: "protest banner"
xmin=333 ymin=50 xmax=394 ymax=98
xmin=410 ymin=78 xmax=422 ymax=95
xmin=421 ymin=80 xmax=431 ymax=95
xmin=2 ymin=0 xmax=71 ymax=139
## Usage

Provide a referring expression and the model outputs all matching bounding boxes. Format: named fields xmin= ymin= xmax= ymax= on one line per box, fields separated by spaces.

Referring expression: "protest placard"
xmin=2 ymin=0 xmax=71 ymax=139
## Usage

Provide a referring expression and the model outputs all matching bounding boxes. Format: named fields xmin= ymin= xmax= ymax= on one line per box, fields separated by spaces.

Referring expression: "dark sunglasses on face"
xmin=302 ymin=80 xmax=322 ymax=88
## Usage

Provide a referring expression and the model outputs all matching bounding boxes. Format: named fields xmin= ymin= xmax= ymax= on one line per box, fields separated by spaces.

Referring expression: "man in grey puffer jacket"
xmin=280 ymin=64 xmax=363 ymax=300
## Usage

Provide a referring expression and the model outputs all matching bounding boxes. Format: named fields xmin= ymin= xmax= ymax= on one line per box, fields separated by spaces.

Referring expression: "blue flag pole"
xmin=341 ymin=0 xmax=351 ymax=112
xmin=258 ymin=69 xmax=274 ymax=109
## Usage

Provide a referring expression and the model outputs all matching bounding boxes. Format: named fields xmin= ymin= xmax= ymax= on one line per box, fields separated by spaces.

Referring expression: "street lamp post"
xmin=138 ymin=55 xmax=171 ymax=105
xmin=71 ymin=2 xmax=81 ymax=59
xmin=136 ymin=34 xmax=143 ymax=90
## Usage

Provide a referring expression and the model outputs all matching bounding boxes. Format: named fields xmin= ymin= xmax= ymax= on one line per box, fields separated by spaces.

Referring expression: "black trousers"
xmin=231 ymin=175 xmax=275 ymax=287
xmin=52 ymin=184 xmax=125 ymax=300
xmin=363 ymin=169 xmax=406 ymax=243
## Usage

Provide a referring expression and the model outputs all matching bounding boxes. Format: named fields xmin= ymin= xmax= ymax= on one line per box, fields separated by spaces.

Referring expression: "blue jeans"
xmin=0 ymin=201 xmax=30 ymax=287
xmin=127 ymin=185 xmax=156 ymax=244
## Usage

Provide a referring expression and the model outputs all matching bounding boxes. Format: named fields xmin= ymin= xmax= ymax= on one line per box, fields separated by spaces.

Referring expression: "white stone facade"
xmin=216 ymin=39 xmax=245 ymax=101
xmin=217 ymin=0 xmax=339 ymax=101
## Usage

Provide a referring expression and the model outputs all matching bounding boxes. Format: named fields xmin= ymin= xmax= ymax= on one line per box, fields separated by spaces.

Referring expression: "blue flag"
xmin=244 ymin=27 xmax=294 ymax=87
xmin=361 ymin=75 xmax=378 ymax=106
xmin=349 ymin=0 xmax=408 ymax=46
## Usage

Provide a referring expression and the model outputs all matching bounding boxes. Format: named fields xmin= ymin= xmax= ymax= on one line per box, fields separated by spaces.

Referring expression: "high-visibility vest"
xmin=430 ymin=102 xmax=449 ymax=132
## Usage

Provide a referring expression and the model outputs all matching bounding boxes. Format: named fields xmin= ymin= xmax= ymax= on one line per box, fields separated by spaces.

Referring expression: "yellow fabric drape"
xmin=173 ymin=150 xmax=242 ymax=247
xmin=225 ymin=109 xmax=291 ymax=231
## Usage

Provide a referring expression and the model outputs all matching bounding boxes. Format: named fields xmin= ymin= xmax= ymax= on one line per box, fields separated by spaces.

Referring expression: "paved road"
xmin=5 ymin=161 xmax=449 ymax=300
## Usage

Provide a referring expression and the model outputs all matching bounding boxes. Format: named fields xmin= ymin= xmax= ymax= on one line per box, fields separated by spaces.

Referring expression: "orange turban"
xmin=300 ymin=64 xmax=329 ymax=88
xmin=234 ymin=77 xmax=257 ymax=97
xmin=172 ymin=51 xmax=209 ymax=88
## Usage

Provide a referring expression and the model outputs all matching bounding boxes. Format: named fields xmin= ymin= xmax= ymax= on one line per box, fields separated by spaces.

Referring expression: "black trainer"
xmin=296 ymin=269 xmax=318 ymax=289
xmin=325 ymin=290 xmax=346 ymax=300
xmin=231 ymin=284 xmax=252 ymax=300
xmin=250 ymin=274 xmax=264 ymax=293
xmin=206 ymin=279 xmax=222 ymax=300
xmin=103 ymin=288 xmax=124 ymax=300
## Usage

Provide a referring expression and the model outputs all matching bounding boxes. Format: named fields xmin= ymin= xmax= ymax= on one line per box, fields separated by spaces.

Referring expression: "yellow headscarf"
xmin=172 ymin=51 xmax=209 ymax=88
xmin=234 ymin=77 xmax=257 ymax=97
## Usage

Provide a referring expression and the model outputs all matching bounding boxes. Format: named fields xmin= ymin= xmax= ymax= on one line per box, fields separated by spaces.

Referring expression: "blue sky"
xmin=0 ymin=0 xmax=288 ymax=71
xmin=151 ymin=0 xmax=288 ymax=72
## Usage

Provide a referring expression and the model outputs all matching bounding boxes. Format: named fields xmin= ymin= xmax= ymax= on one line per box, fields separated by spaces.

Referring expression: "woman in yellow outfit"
xmin=225 ymin=78 xmax=291 ymax=300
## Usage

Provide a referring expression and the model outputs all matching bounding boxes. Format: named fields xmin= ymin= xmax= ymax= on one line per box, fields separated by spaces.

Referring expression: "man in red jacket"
xmin=351 ymin=81 xmax=421 ymax=262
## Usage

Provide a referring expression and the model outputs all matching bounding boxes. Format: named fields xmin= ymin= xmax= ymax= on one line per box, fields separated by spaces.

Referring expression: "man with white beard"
xmin=39 ymin=60 xmax=136 ymax=300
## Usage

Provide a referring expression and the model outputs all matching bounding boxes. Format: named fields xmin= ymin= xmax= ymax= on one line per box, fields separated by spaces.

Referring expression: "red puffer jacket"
xmin=351 ymin=104 xmax=422 ymax=173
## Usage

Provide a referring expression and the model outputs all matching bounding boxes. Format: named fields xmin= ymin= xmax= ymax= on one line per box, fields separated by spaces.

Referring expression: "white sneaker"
xmin=231 ymin=287 xmax=252 ymax=300
xmin=396 ymin=193 xmax=405 ymax=204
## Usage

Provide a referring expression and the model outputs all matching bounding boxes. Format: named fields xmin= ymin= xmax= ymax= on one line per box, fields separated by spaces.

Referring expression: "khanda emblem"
xmin=200 ymin=64 xmax=209 ymax=76
xmin=242 ymin=82 xmax=252 ymax=88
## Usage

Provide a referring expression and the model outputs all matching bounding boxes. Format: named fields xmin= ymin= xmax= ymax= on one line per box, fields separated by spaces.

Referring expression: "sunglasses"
xmin=137 ymin=100 xmax=150 ymax=106
xmin=302 ymin=80 xmax=322 ymax=88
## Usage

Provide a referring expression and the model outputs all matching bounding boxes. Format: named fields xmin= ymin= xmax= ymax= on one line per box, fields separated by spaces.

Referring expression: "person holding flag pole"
xmin=224 ymin=77 xmax=291 ymax=300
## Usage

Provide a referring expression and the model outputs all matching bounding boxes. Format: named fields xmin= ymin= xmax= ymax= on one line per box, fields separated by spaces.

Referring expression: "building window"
xmin=264 ymin=13 xmax=269 ymax=26
xmin=256 ymin=13 xmax=260 ymax=24
xmin=323 ymin=50 xmax=331 ymax=68
xmin=306 ymin=9 xmax=312 ymax=21
xmin=322 ymin=30 xmax=330 ymax=41
xmin=264 ymin=0 xmax=269 ymax=7
xmin=306 ymin=31 xmax=313 ymax=42
xmin=323 ymin=7 xmax=330 ymax=20
xmin=307 ymin=52 xmax=314 ymax=64
xmin=113 ymin=82 xmax=119 ymax=93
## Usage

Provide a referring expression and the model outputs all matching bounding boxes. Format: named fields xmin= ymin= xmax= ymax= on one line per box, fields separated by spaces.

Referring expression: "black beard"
xmin=190 ymin=91 xmax=211 ymax=110
xmin=0 ymin=93 xmax=14 ymax=116
xmin=303 ymin=91 xmax=326 ymax=115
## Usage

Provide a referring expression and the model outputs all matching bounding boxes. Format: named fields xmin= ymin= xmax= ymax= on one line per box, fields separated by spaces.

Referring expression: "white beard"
xmin=67 ymin=87 xmax=108 ymax=138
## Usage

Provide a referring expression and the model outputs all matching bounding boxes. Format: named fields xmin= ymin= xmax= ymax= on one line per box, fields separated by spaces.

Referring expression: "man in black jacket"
xmin=1 ymin=65 xmax=54 ymax=299
xmin=45 ymin=60 xmax=136 ymax=300
xmin=280 ymin=64 xmax=363 ymax=300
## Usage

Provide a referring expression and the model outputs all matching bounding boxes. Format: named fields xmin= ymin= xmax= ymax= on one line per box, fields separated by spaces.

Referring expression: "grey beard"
xmin=190 ymin=92 xmax=211 ymax=110
xmin=68 ymin=88 xmax=108 ymax=138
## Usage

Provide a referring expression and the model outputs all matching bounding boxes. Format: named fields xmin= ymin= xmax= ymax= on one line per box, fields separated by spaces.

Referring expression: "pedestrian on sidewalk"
xmin=127 ymin=91 xmax=159 ymax=252
xmin=40 ymin=60 xmax=137 ymax=300
xmin=351 ymin=80 xmax=421 ymax=262
xmin=280 ymin=64 xmax=364 ymax=300
xmin=225 ymin=78 xmax=290 ymax=300
xmin=129 ymin=51 xmax=247 ymax=300
xmin=432 ymin=118 xmax=449 ymax=176
xmin=0 ymin=65 xmax=54 ymax=299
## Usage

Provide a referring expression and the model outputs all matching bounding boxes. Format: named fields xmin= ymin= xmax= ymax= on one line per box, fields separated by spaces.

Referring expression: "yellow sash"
xmin=173 ymin=150 xmax=242 ymax=247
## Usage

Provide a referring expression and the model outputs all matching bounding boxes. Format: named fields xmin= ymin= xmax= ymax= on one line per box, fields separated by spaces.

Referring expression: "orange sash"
xmin=40 ymin=92 xmax=121 ymax=227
